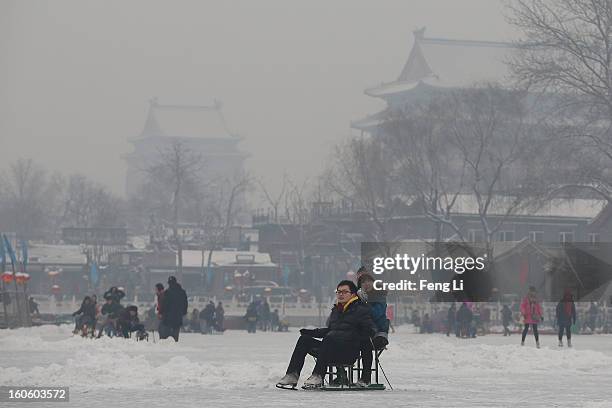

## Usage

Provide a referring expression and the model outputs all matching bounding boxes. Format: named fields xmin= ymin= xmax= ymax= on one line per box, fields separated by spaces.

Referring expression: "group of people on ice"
xmin=72 ymin=286 xmax=147 ymax=340
xmin=276 ymin=268 xmax=389 ymax=390
xmin=244 ymin=298 xmax=288 ymax=333
xmin=518 ymin=286 xmax=577 ymax=348
xmin=184 ymin=300 xmax=225 ymax=334
xmin=441 ymin=286 xmax=578 ymax=348
xmin=445 ymin=302 xmax=483 ymax=338
xmin=72 ymin=275 xmax=188 ymax=342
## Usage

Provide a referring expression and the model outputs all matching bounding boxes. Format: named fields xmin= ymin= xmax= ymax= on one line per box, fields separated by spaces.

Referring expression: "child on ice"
xmin=556 ymin=288 xmax=576 ymax=347
xmin=520 ymin=286 xmax=543 ymax=348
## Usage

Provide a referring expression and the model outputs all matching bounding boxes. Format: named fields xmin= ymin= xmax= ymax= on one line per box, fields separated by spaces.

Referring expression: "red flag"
xmin=519 ymin=258 xmax=529 ymax=285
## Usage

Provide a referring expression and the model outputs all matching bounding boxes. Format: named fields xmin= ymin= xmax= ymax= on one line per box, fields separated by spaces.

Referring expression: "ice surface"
xmin=0 ymin=325 xmax=610 ymax=407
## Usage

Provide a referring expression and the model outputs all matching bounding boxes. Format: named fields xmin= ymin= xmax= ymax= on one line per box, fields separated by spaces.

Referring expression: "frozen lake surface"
xmin=1 ymin=325 xmax=611 ymax=407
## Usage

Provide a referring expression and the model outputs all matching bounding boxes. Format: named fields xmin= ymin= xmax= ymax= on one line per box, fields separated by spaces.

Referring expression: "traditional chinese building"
xmin=125 ymin=98 xmax=248 ymax=197
xmin=352 ymin=27 xmax=514 ymax=134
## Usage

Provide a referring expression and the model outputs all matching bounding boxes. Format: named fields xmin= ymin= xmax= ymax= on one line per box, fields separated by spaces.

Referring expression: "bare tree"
xmin=325 ymin=136 xmax=400 ymax=243
xmin=447 ymin=84 xmax=546 ymax=257
xmin=257 ymin=174 xmax=288 ymax=224
xmin=382 ymin=96 xmax=468 ymax=242
xmin=146 ymin=140 xmax=203 ymax=280
xmin=196 ymin=175 xmax=251 ymax=291
xmin=62 ymin=174 xmax=124 ymax=228
xmin=60 ymin=174 xmax=125 ymax=265
xmin=0 ymin=159 xmax=54 ymax=239
xmin=507 ymin=0 xmax=612 ymax=201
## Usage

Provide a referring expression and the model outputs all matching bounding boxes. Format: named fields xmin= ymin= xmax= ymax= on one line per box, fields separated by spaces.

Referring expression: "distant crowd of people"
xmin=72 ymin=286 xmax=148 ymax=340
xmin=243 ymin=298 xmax=289 ymax=333
xmin=183 ymin=301 xmax=225 ymax=334
xmin=72 ymin=276 xmax=188 ymax=342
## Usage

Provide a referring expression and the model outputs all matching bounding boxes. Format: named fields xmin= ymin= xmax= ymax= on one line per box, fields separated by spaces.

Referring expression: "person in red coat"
xmin=520 ymin=286 xmax=543 ymax=348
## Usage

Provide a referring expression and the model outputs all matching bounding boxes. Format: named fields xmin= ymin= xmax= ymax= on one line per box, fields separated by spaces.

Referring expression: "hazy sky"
xmin=0 ymin=0 xmax=517 ymax=200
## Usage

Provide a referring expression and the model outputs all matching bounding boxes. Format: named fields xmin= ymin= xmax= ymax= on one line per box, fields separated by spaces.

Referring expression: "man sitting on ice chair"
xmin=276 ymin=280 xmax=376 ymax=389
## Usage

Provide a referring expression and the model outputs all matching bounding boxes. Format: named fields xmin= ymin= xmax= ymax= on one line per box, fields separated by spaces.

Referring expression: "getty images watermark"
xmin=361 ymin=241 xmax=612 ymax=302
xmin=370 ymin=252 xmax=488 ymax=293
xmin=0 ymin=387 xmax=69 ymax=402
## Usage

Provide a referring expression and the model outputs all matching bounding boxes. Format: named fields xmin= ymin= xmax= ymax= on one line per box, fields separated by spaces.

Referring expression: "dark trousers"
xmin=159 ymin=322 xmax=180 ymax=342
xmin=286 ymin=335 xmax=358 ymax=376
xmin=360 ymin=339 xmax=374 ymax=383
xmin=503 ymin=322 xmax=511 ymax=336
xmin=247 ymin=320 xmax=257 ymax=333
xmin=521 ymin=324 xmax=539 ymax=342
xmin=558 ymin=324 xmax=571 ymax=340
xmin=446 ymin=321 xmax=455 ymax=336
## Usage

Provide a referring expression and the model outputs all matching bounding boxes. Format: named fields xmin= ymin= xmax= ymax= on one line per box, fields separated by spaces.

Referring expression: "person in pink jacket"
xmin=520 ymin=286 xmax=543 ymax=348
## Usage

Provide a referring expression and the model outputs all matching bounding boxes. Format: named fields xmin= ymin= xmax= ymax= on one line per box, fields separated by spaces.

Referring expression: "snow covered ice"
xmin=1 ymin=326 xmax=611 ymax=407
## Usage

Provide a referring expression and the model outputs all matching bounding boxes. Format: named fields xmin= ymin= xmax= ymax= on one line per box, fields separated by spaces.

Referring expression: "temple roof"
xmin=364 ymin=28 xmax=514 ymax=99
xmin=133 ymin=98 xmax=238 ymax=141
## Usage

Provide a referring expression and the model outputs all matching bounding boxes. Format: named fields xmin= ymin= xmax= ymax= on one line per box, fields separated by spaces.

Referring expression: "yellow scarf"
xmin=342 ymin=295 xmax=359 ymax=312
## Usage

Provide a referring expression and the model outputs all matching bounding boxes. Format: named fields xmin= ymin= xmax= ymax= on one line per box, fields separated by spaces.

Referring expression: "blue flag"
xmin=3 ymin=235 xmax=17 ymax=268
xmin=206 ymin=265 xmax=214 ymax=287
xmin=282 ymin=265 xmax=291 ymax=286
xmin=90 ymin=262 xmax=99 ymax=286
xmin=0 ymin=235 xmax=5 ymax=272
xmin=21 ymin=240 xmax=28 ymax=271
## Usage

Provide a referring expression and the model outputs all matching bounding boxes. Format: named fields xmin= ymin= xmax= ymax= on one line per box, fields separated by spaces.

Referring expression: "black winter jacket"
xmin=309 ymin=297 xmax=376 ymax=344
xmin=103 ymin=287 xmax=125 ymax=304
xmin=556 ymin=301 xmax=576 ymax=326
xmin=160 ymin=282 xmax=188 ymax=328
xmin=73 ymin=302 xmax=96 ymax=320
xmin=101 ymin=302 xmax=123 ymax=319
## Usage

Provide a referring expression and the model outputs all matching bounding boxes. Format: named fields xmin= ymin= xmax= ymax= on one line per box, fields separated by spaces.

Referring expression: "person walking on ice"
xmin=520 ymin=286 xmax=543 ymax=348
xmin=501 ymin=304 xmax=513 ymax=336
xmin=556 ymin=289 xmax=576 ymax=347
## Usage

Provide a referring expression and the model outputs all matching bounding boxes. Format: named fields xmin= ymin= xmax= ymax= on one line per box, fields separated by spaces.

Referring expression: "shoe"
xmin=568 ymin=339 xmax=572 ymax=348
xmin=536 ymin=341 xmax=540 ymax=349
xmin=355 ymin=379 xmax=370 ymax=388
xmin=276 ymin=372 xmax=298 ymax=389
xmin=521 ymin=340 xmax=524 ymax=346
xmin=558 ymin=340 xmax=563 ymax=347
xmin=302 ymin=374 xmax=323 ymax=389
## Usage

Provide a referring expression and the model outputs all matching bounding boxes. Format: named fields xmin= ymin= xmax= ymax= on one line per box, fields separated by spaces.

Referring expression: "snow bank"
xmin=0 ymin=350 xmax=284 ymax=390
xmin=0 ymin=325 xmax=284 ymax=390
xmin=0 ymin=325 xmax=201 ymax=353
xmin=1 ymin=325 xmax=611 ymax=393
xmin=392 ymin=336 xmax=612 ymax=374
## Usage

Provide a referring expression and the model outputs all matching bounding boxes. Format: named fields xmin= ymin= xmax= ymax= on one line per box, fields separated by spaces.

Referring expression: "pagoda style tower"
xmin=352 ymin=27 xmax=514 ymax=134
xmin=125 ymin=98 xmax=248 ymax=197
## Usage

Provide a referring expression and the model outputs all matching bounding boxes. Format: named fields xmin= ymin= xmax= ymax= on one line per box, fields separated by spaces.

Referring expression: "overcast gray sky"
xmin=0 ymin=0 xmax=516 ymax=199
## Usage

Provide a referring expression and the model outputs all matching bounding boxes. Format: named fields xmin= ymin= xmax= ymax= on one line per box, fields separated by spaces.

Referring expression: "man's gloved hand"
xmin=300 ymin=328 xmax=315 ymax=336
xmin=372 ymin=335 xmax=388 ymax=349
